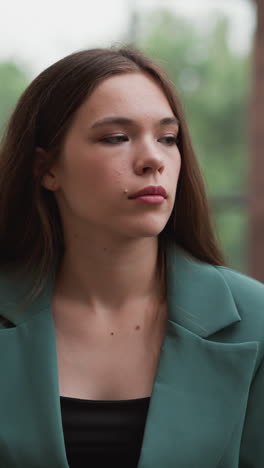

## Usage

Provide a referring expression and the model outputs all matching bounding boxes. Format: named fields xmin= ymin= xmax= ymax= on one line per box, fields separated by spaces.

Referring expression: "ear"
xmin=34 ymin=147 xmax=60 ymax=192
xmin=42 ymin=170 xmax=60 ymax=192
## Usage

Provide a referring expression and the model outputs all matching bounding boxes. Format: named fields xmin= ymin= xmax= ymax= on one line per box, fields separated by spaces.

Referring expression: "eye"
xmin=158 ymin=135 xmax=179 ymax=146
xmin=100 ymin=135 xmax=129 ymax=144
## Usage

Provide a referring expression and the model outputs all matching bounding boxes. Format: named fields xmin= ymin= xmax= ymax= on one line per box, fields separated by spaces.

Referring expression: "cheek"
xmin=169 ymin=151 xmax=181 ymax=178
xmin=176 ymin=152 xmax=182 ymax=176
xmin=59 ymin=155 xmax=127 ymax=203
xmin=95 ymin=155 xmax=129 ymax=191
xmin=169 ymin=152 xmax=181 ymax=197
xmin=111 ymin=167 xmax=128 ymax=187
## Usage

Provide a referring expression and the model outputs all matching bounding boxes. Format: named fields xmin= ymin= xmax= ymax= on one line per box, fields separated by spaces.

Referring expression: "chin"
xmin=111 ymin=212 xmax=172 ymax=240
xmin=125 ymin=220 xmax=168 ymax=239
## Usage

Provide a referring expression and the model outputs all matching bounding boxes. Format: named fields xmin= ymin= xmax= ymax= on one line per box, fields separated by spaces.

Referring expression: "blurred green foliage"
xmin=139 ymin=9 xmax=251 ymax=272
xmin=0 ymin=62 xmax=29 ymax=137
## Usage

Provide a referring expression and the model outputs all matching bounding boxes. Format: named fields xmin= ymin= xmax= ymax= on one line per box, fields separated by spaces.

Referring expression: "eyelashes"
xmin=159 ymin=136 xmax=179 ymax=146
xmin=100 ymin=135 xmax=128 ymax=144
xmin=99 ymin=135 xmax=179 ymax=146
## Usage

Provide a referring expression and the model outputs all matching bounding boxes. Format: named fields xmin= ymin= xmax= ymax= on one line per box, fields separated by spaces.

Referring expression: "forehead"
xmin=77 ymin=72 xmax=174 ymax=122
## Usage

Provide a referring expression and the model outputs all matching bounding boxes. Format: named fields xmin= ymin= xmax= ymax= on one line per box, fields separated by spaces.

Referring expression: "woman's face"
xmin=44 ymin=72 xmax=181 ymax=241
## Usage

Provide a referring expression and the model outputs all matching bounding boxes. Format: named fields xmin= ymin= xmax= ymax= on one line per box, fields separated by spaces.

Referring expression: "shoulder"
xmin=173 ymin=246 xmax=264 ymax=308
xmin=0 ymin=266 xmax=53 ymax=326
xmin=215 ymin=265 xmax=264 ymax=321
xmin=202 ymin=263 xmax=264 ymax=362
xmin=211 ymin=265 xmax=264 ymax=357
xmin=168 ymin=247 xmax=264 ymax=346
xmin=179 ymin=247 xmax=264 ymax=313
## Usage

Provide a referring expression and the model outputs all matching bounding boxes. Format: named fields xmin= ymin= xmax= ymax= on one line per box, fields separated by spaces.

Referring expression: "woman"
xmin=0 ymin=46 xmax=263 ymax=468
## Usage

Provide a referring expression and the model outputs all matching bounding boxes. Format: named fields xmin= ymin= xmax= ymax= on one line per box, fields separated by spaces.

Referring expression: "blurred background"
xmin=0 ymin=0 xmax=263 ymax=281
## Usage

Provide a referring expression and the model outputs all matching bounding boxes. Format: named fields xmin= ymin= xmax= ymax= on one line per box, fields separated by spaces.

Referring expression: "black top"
xmin=60 ymin=395 xmax=151 ymax=468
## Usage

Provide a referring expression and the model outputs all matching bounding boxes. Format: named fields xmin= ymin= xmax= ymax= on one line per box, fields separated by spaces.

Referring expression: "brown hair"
xmin=0 ymin=46 xmax=225 ymax=302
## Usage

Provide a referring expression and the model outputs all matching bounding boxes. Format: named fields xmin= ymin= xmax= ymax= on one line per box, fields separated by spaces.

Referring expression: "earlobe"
xmin=34 ymin=147 xmax=59 ymax=192
xmin=41 ymin=171 xmax=59 ymax=191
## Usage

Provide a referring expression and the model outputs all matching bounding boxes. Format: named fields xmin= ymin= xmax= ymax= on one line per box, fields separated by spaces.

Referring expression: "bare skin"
xmin=43 ymin=72 xmax=181 ymax=400
xmin=53 ymin=293 xmax=168 ymax=400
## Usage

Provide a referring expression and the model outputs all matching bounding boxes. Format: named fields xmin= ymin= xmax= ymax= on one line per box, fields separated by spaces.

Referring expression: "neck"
xmin=54 ymin=232 xmax=165 ymax=317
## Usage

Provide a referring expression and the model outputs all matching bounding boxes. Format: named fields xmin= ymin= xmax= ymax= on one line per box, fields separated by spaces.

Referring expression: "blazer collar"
xmin=0 ymin=245 xmax=241 ymax=337
xmin=166 ymin=246 xmax=241 ymax=337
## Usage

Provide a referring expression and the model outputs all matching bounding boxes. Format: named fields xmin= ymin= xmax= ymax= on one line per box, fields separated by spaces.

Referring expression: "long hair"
xmin=0 ymin=46 xmax=225 ymax=302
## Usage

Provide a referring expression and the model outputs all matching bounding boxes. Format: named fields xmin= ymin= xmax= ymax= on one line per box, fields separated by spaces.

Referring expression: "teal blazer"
xmin=0 ymin=247 xmax=264 ymax=467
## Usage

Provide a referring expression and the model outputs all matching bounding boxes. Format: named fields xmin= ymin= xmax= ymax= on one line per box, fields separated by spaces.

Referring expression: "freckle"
xmin=135 ymin=325 xmax=141 ymax=331
xmin=110 ymin=332 xmax=114 ymax=335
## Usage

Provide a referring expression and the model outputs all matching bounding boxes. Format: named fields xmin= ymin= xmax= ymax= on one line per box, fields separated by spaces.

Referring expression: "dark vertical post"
xmin=249 ymin=0 xmax=264 ymax=282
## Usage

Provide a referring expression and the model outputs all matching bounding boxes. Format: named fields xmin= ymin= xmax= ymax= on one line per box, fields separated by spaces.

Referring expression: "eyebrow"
xmin=90 ymin=116 xmax=180 ymax=129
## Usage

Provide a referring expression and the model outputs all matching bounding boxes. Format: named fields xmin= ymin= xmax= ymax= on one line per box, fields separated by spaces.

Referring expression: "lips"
xmin=128 ymin=185 xmax=168 ymax=199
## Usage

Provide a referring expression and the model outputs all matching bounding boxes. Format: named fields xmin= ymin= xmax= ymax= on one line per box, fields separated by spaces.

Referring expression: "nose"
xmin=133 ymin=141 xmax=165 ymax=176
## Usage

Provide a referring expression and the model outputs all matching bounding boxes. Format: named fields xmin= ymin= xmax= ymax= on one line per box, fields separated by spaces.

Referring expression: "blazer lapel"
xmin=0 ymin=274 xmax=69 ymax=467
xmin=137 ymin=247 xmax=258 ymax=467
xmin=0 ymin=247 xmax=259 ymax=468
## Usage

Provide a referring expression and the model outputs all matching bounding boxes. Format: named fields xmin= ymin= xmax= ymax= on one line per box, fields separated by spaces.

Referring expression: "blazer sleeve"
xmin=239 ymin=353 xmax=264 ymax=467
xmin=216 ymin=267 xmax=264 ymax=467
